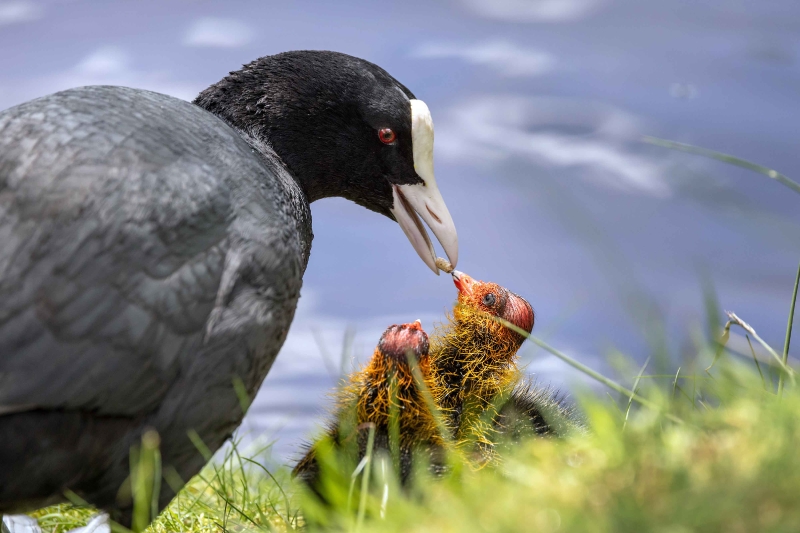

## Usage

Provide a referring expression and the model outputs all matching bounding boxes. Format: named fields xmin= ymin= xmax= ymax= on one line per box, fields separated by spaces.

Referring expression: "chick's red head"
xmin=451 ymin=270 xmax=534 ymax=344
xmin=376 ymin=320 xmax=430 ymax=368
xmin=357 ymin=320 xmax=435 ymax=429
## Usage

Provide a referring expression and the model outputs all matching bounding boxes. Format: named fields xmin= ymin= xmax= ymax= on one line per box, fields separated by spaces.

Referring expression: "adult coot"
xmin=0 ymin=50 xmax=457 ymax=521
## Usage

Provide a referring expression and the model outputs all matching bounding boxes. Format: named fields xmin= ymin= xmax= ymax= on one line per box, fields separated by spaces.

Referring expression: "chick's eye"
xmin=378 ymin=128 xmax=396 ymax=144
xmin=482 ymin=293 xmax=496 ymax=307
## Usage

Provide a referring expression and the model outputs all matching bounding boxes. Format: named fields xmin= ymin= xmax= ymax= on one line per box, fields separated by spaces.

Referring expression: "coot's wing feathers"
xmin=0 ymin=86 xmax=296 ymax=417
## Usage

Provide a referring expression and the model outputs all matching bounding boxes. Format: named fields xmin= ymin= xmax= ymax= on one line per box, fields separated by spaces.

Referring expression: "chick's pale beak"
xmin=452 ymin=270 xmax=474 ymax=295
xmin=389 ymin=99 xmax=458 ymax=275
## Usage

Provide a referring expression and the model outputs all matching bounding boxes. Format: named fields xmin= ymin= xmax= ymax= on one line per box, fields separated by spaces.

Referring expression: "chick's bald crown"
xmin=342 ymin=322 xmax=440 ymax=446
xmin=378 ymin=322 xmax=430 ymax=362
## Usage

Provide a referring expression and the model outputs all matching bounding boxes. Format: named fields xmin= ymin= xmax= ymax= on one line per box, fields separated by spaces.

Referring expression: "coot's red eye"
xmin=378 ymin=128 xmax=396 ymax=144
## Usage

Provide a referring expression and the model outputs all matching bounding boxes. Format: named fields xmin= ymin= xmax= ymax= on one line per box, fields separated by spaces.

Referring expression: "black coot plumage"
xmin=0 ymin=50 xmax=458 ymax=522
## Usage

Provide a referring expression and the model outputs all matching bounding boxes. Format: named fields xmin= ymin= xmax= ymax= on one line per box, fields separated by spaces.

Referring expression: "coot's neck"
xmin=194 ymin=60 xmax=347 ymax=203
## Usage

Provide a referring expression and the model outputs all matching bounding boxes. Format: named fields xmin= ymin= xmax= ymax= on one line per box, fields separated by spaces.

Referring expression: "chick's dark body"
xmin=495 ymin=384 xmax=582 ymax=442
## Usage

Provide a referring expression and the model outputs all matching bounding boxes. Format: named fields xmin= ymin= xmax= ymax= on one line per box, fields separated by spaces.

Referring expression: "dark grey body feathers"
xmin=0 ymin=86 xmax=312 ymax=517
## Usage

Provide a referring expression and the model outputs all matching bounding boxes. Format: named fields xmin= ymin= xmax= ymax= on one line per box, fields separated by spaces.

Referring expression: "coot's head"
xmin=195 ymin=50 xmax=457 ymax=273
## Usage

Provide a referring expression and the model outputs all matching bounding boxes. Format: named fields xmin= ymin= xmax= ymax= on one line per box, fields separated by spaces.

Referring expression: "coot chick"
xmin=429 ymin=270 xmax=535 ymax=445
xmin=293 ymin=321 xmax=442 ymax=494
xmin=429 ymin=270 xmax=580 ymax=452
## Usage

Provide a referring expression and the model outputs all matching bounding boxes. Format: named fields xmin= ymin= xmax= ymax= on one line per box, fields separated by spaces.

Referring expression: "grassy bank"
xmin=31 ymin=322 xmax=800 ymax=532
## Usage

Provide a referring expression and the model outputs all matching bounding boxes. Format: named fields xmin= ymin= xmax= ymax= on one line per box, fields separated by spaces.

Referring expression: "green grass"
xmin=32 ymin=358 xmax=800 ymax=533
xmin=19 ymin=141 xmax=800 ymax=532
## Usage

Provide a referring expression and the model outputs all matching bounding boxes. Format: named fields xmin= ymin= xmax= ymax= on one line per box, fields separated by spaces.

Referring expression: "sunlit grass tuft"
xmin=28 ymin=330 xmax=800 ymax=533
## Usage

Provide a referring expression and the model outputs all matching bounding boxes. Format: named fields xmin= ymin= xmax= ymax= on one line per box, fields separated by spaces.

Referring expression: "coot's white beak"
xmin=390 ymin=99 xmax=459 ymax=275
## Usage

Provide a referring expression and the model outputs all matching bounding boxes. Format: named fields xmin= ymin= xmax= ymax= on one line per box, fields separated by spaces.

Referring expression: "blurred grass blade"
xmin=348 ymin=456 xmax=368 ymax=514
xmin=624 ymin=357 xmax=650 ymax=430
xmin=131 ymin=430 xmax=161 ymax=533
xmin=706 ymin=319 xmax=732 ymax=373
xmin=725 ymin=312 xmax=794 ymax=383
xmin=487 ymin=312 xmax=684 ymax=425
xmin=341 ymin=325 xmax=356 ymax=377
xmin=746 ymin=335 xmax=767 ymax=390
xmin=388 ymin=372 xmax=401 ymax=474
xmin=779 ymin=260 xmax=800 ymax=397
xmin=311 ymin=326 xmax=339 ymax=380
xmin=700 ymin=272 xmax=722 ymax=345
xmin=671 ymin=367 xmax=681 ymax=399
xmin=643 ymin=135 xmax=800 ymax=195
xmin=232 ymin=376 xmax=251 ymax=414
xmin=242 ymin=457 xmax=292 ymax=525
xmin=187 ymin=429 xmax=212 ymax=462
xmin=405 ymin=350 xmax=455 ymax=447
xmin=356 ymin=424 xmax=376 ymax=532
xmin=379 ymin=457 xmax=390 ymax=519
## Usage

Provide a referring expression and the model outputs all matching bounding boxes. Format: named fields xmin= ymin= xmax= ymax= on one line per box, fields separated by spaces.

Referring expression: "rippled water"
xmin=2 ymin=0 xmax=798 ymax=463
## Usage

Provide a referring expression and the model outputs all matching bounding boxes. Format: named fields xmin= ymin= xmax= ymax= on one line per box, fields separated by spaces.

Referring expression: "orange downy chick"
xmin=429 ymin=270 xmax=535 ymax=446
xmin=293 ymin=321 xmax=442 ymax=490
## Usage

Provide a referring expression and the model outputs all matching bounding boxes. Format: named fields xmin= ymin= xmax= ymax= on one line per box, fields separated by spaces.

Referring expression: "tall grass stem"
xmin=624 ymin=357 xmax=650 ymax=431
xmin=642 ymin=136 xmax=800 ymax=195
xmin=778 ymin=260 xmax=800 ymax=397
xmin=405 ymin=350 xmax=455 ymax=447
xmin=746 ymin=336 xmax=767 ymax=390
xmin=725 ymin=312 xmax=795 ymax=383
xmin=356 ymin=424 xmax=376 ymax=532
xmin=490 ymin=314 xmax=684 ymax=425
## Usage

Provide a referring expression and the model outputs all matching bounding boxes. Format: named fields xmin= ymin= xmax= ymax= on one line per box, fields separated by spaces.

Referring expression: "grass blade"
xmin=746 ymin=335 xmax=767 ymax=391
xmin=341 ymin=325 xmax=356 ymax=377
xmin=623 ymin=357 xmax=650 ymax=431
xmin=356 ymin=424 xmax=376 ymax=532
xmin=778 ymin=260 xmax=800 ymax=397
xmin=231 ymin=376 xmax=252 ymax=414
xmin=347 ymin=456 xmax=368 ymax=516
xmin=405 ymin=351 xmax=455 ymax=448
xmin=131 ymin=430 xmax=161 ymax=533
xmin=487 ymin=312 xmax=684 ymax=425
xmin=643 ymin=136 xmax=800 ymax=195
xmin=388 ymin=372 xmax=401 ymax=475
xmin=187 ymin=429 xmax=213 ymax=462
xmin=671 ymin=367 xmax=681 ymax=399
xmin=725 ymin=312 xmax=795 ymax=383
xmin=706 ymin=319 xmax=732 ymax=373
xmin=241 ymin=457 xmax=292 ymax=525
